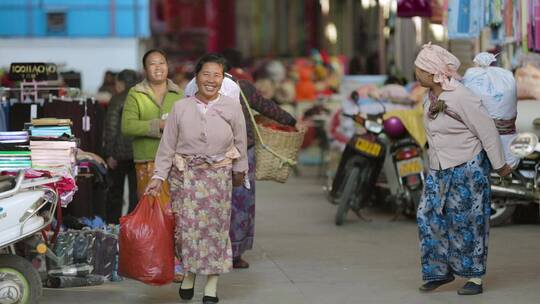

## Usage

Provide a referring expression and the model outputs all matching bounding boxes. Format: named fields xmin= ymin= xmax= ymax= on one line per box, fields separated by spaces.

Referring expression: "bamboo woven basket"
xmin=253 ymin=116 xmax=306 ymax=183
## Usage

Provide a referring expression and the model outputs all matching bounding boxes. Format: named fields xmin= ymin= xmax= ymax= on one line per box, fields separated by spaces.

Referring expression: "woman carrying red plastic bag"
xmin=118 ymin=195 xmax=175 ymax=285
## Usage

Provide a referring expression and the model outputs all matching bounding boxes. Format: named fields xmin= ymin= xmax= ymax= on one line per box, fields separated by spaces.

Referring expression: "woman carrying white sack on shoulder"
xmin=463 ymin=52 xmax=520 ymax=169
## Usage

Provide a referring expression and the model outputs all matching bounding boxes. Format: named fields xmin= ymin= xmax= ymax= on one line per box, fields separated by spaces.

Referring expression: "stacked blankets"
xmin=0 ymin=131 xmax=31 ymax=171
xmin=29 ymin=119 xmax=77 ymax=174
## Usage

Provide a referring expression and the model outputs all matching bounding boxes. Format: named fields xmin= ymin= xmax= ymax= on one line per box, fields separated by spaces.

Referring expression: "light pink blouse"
xmin=153 ymin=95 xmax=248 ymax=179
xmin=423 ymin=82 xmax=505 ymax=170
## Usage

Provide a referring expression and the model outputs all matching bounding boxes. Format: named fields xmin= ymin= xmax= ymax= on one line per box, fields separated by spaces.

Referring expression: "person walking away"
xmin=414 ymin=43 xmax=512 ymax=295
xmin=146 ymin=54 xmax=248 ymax=304
xmin=103 ymin=69 xmax=139 ymax=224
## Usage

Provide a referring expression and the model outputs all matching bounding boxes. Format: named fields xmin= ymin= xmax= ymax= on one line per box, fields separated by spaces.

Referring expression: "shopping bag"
xmin=118 ymin=195 xmax=175 ymax=285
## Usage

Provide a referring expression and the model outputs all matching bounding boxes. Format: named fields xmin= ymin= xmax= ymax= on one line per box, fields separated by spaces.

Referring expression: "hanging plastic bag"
xmin=118 ymin=195 xmax=175 ymax=285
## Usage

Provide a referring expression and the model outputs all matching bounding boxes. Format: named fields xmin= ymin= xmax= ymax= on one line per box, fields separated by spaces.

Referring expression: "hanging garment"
xmin=9 ymin=103 xmax=43 ymax=131
xmin=397 ymin=0 xmax=432 ymax=18
xmin=505 ymin=0 xmax=515 ymax=38
xmin=0 ymin=105 xmax=7 ymax=132
xmin=533 ymin=0 xmax=540 ymax=51
xmin=447 ymin=0 xmax=484 ymax=39
xmin=430 ymin=0 xmax=445 ymax=24
xmin=42 ymin=100 xmax=103 ymax=154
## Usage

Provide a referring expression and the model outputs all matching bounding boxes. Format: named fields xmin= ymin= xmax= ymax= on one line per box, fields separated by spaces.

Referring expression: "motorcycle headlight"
xmin=509 ymin=132 xmax=540 ymax=158
xmin=365 ymin=120 xmax=383 ymax=134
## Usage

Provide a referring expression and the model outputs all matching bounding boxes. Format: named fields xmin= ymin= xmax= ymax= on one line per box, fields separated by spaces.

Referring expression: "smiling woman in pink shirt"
xmin=145 ymin=54 xmax=248 ymax=304
xmin=413 ymin=43 xmax=512 ymax=296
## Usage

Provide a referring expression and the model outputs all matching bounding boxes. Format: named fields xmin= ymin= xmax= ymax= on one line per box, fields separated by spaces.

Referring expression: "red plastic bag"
xmin=119 ymin=195 xmax=175 ymax=285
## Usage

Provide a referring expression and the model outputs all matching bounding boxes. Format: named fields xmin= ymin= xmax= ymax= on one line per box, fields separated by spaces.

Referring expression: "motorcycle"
xmin=0 ymin=171 xmax=60 ymax=304
xmin=490 ymin=120 xmax=540 ymax=226
xmin=329 ymin=95 xmax=425 ymax=225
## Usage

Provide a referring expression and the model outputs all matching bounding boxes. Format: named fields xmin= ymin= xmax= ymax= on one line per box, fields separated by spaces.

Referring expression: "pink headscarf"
xmin=414 ymin=43 xmax=462 ymax=91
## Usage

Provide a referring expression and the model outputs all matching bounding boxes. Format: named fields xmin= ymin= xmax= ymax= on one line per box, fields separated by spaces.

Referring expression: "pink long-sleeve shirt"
xmin=423 ymin=82 xmax=506 ymax=170
xmin=153 ymin=95 xmax=248 ymax=180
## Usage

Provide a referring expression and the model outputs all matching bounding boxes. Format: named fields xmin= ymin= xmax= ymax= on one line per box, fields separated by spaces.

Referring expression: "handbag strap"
xmin=237 ymin=82 xmax=297 ymax=167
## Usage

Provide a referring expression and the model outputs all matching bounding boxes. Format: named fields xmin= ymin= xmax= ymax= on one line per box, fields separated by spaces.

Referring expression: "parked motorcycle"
xmin=0 ymin=171 xmax=60 ymax=304
xmin=329 ymin=95 xmax=425 ymax=225
xmin=490 ymin=121 xmax=540 ymax=226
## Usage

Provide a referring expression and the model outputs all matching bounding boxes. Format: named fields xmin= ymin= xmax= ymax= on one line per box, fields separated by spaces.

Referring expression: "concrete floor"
xmin=42 ymin=170 xmax=540 ymax=304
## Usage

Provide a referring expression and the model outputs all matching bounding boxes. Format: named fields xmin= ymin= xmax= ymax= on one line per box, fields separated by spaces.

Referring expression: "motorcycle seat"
xmin=390 ymin=137 xmax=418 ymax=153
xmin=0 ymin=175 xmax=16 ymax=193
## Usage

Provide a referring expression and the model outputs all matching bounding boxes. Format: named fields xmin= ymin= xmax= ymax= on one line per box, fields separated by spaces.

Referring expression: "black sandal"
xmin=418 ymin=275 xmax=455 ymax=292
xmin=457 ymin=281 xmax=483 ymax=295
xmin=202 ymin=295 xmax=219 ymax=303
xmin=178 ymin=274 xmax=196 ymax=300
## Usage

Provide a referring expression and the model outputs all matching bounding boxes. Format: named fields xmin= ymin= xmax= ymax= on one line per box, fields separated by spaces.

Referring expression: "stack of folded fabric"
xmin=28 ymin=118 xmax=73 ymax=138
xmin=0 ymin=131 xmax=31 ymax=171
xmin=29 ymin=118 xmax=77 ymax=174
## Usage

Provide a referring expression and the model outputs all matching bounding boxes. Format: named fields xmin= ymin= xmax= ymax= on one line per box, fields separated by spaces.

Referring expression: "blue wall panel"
xmin=0 ymin=0 xmax=149 ymax=38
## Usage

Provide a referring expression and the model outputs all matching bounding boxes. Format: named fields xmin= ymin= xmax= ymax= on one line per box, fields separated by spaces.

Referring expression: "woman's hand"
xmin=232 ymin=172 xmax=245 ymax=187
xmin=497 ymin=164 xmax=513 ymax=177
xmin=145 ymin=178 xmax=163 ymax=196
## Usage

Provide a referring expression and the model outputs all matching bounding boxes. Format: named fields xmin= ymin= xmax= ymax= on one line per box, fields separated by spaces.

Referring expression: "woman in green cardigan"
xmin=121 ymin=49 xmax=183 ymax=205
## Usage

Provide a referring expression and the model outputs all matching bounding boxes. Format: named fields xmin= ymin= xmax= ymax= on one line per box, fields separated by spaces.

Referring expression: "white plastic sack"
xmin=463 ymin=53 xmax=517 ymax=120
xmin=463 ymin=52 xmax=519 ymax=168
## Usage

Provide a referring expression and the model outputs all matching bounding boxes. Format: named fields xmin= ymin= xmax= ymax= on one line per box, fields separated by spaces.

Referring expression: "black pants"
xmin=106 ymin=160 xmax=137 ymax=224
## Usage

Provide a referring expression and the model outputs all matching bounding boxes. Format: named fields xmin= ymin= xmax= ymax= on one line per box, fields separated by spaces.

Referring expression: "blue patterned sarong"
xmin=417 ymin=152 xmax=491 ymax=281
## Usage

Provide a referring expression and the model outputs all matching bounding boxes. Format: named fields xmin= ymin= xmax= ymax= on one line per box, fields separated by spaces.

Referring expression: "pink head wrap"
xmin=414 ymin=43 xmax=462 ymax=91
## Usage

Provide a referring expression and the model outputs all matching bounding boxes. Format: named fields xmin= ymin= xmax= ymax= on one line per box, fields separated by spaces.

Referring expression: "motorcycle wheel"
xmin=335 ymin=167 xmax=359 ymax=226
xmin=490 ymin=198 xmax=516 ymax=227
xmin=0 ymin=254 xmax=42 ymax=304
xmin=404 ymin=188 xmax=423 ymax=219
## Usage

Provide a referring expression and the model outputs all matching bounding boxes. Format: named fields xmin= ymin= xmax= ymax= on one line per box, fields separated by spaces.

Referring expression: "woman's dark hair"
xmin=116 ymin=69 xmax=139 ymax=90
xmin=194 ymin=53 xmax=229 ymax=75
xmin=142 ymin=49 xmax=167 ymax=68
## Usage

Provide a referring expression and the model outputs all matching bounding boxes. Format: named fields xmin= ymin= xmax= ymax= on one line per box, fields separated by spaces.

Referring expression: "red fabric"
xmin=119 ymin=196 xmax=175 ymax=285
xmin=397 ymin=0 xmax=432 ymax=18
xmin=229 ymin=68 xmax=254 ymax=82
xmin=1 ymin=169 xmax=77 ymax=206
xmin=330 ymin=110 xmax=349 ymax=144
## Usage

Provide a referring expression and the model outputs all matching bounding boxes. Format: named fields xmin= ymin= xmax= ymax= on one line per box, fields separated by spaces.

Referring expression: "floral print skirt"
xmin=168 ymin=163 xmax=233 ymax=275
xmin=417 ymin=151 xmax=491 ymax=281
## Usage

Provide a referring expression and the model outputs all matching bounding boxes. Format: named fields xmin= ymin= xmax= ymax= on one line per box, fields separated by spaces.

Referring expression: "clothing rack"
xmin=0 ymin=80 xmax=82 ymax=102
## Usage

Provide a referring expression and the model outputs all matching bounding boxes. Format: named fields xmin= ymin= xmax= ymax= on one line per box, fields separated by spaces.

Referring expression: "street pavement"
xmin=42 ymin=168 xmax=540 ymax=304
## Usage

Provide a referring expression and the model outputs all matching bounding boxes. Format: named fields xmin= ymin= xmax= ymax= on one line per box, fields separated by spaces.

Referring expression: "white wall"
xmin=0 ymin=38 xmax=142 ymax=94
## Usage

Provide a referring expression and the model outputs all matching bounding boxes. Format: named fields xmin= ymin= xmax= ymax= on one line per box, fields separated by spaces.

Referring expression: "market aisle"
xmin=42 ymin=170 xmax=540 ymax=304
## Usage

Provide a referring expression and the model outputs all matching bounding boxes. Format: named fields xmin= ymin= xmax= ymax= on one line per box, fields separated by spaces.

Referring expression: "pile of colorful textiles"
xmin=28 ymin=118 xmax=72 ymax=138
xmin=28 ymin=118 xmax=77 ymax=175
xmin=0 ymin=131 xmax=31 ymax=171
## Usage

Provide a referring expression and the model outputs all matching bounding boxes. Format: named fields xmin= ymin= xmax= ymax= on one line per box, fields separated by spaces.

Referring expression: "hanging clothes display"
xmin=505 ymin=0 xmax=515 ymax=39
xmin=9 ymin=103 xmax=44 ymax=131
xmin=447 ymin=0 xmax=485 ymax=39
xmin=533 ymin=0 xmax=540 ymax=51
xmin=41 ymin=99 xmax=104 ymax=154
xmin=430 ymin=0 xmax=445 ymax=24
xmin=397 ymin=0 xmax=432 ymax=18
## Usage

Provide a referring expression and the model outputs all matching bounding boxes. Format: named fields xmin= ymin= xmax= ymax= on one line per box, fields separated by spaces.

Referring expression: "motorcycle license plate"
xmin=397 ymin=157 xmax=423 ymax=177
xmin=355 ymin=138 xmax=382 ymax=157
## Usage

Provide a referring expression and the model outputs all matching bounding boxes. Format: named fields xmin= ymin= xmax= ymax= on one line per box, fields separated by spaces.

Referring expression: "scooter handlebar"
xmin=0 ymin=170 xmax=25 ymax=199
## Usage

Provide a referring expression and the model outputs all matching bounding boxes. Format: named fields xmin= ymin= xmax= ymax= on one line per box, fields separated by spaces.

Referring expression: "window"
xmin=47 ymin=12 xmax=67 ymax=34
